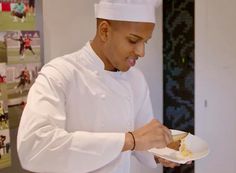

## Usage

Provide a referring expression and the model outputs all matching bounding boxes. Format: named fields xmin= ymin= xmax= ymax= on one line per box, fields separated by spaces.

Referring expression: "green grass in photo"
xmin=7 ymin=82 xmax=29 ymax=99
xmin=0 ymin=84 xmax=8 ymax=101
xmin=0 ymin=152 xmax=11 ymax=169
xmin=8 ymin=105 xmax=23 ymax=129
xmin=7 ymin=47 xmax=40 ymax=64
xmin=0 ymin=11 xmax=35 ymax=31
xmin=7 ymin=82 xmax=29 ymax=129
xmin=0 ymin=42 xmax=7 ymax=63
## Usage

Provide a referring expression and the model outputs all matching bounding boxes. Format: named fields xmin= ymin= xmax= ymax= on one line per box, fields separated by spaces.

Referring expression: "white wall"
xmin=195 ymin=0 xmax=236 ymax=172
xmin=42 ymin=0 xmax=97 ymax=60
xmin=42 ymin=0 xmax=163 ymax=173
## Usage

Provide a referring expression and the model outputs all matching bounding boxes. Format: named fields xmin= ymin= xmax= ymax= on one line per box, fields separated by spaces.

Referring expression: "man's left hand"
xmin=155 ymin=156 xmax=192 ymax=168
xmin=154 ymin=156 xmax=180 ymax=168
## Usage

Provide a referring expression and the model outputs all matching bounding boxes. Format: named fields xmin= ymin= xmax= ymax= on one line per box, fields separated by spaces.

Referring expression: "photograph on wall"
xmin=0 ymin=129 xmax=11 ymax=169
xmin=0 ymin=32 xmax=7 ymax=63
xmin=0 ymin=0 xmax=36 ymax=31
xmin=0 ymin=63 xmax=11 ymax=169
xmin=5 ymin=30 xmax=40 ymax=64
xmin=7 ymin=62 xmax=41 ymax=128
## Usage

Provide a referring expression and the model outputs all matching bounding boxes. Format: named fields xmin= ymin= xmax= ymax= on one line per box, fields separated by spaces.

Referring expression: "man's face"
xmin=103 ymin=21 xmax=155 ymax=72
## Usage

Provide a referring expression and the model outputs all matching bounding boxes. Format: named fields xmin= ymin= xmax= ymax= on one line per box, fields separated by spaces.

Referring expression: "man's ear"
xmin=98 ymin=20 xmax=111 ymax=42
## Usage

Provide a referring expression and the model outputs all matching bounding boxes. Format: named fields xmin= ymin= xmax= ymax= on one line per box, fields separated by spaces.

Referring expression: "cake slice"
xmin=167 ymin=132 xmax=188 ymax=151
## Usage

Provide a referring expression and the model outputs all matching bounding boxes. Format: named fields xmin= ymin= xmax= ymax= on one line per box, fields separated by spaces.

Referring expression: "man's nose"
xmin=134 ymin=43 xmax=145 ymax=57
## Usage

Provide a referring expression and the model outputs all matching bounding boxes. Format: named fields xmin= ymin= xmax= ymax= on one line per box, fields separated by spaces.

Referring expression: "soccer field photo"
xmin=5 ymin=31 xmax=41 ymax=65
xmin=0 ymin=11 xmax=35 ymax=31
xmin=0 ymin=129 xmax=11 ymax=169
xmin=0 ymin=0 xmax=36 ymax=31
xmin=6 ymin=62 xmax=41 ymax=128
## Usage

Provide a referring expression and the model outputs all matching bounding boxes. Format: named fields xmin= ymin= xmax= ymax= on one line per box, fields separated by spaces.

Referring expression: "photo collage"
xmin=0 ymin=0 xmax=41 ymax=169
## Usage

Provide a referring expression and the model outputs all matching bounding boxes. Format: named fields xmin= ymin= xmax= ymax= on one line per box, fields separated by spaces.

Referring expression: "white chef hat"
xmin=94 ymin=0 xmax=162 ymax=24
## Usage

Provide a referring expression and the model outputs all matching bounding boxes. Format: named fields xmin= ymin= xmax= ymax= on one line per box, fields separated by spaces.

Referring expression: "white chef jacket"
xmin=17 ymin=42 xmax=157 ymax=173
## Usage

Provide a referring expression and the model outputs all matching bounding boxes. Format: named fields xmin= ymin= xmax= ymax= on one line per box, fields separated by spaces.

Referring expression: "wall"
xmin=42 ymin=0 xmax=163 ymax=173
xmin=195 ymin=0 xmax=236 ymax=172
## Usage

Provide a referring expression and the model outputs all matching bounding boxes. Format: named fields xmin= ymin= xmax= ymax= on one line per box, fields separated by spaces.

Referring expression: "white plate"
xmin=149 ymin=130 xmax=209 ymax=164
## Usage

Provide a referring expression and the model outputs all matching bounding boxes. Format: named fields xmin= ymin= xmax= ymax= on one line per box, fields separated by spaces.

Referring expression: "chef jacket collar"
xmin=85 ymin=42 xmax=124 ymax=78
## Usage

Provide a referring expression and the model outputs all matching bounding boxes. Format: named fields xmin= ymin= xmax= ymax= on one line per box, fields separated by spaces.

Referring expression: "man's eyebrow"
xmin=129 ymin=34 xmax=143 ymax=39
xmin=129 ymin=34 xmax=152 ymax=40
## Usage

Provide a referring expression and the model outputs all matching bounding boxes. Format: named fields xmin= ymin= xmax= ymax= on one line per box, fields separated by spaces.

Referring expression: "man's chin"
xmin=119 ymin=67 xmax=131 ymax=72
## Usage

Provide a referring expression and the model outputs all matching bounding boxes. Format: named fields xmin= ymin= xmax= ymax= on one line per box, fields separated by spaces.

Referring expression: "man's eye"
xmin=129 ymin=39 xmax=138 ymax=44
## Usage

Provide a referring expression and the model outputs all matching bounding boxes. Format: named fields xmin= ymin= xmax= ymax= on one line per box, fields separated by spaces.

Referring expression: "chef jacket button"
xmin=94 ymin=70 xmax=99 ymax=76
xmin=101 ymin=94 xmax=106 ymax=99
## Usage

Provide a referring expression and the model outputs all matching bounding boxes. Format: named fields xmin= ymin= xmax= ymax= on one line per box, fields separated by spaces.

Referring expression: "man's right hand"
xmin=123 ymin=119 xmax=173 ymax=151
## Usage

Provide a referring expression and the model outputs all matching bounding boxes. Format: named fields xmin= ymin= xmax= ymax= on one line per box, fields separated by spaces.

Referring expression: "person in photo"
xmin=11 ymin=0 xmax=26 ymax=23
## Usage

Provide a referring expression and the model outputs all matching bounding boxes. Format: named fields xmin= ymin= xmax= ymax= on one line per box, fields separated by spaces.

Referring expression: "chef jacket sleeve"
xmin=17 ymin=63 xmax=125 ymax=173
xmin=133 ymin=71 xmax=157 ymax=168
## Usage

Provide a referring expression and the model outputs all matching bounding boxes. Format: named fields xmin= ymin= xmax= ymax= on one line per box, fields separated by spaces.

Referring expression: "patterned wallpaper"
xmin=163 ymin=0 xmax=194 ymax=173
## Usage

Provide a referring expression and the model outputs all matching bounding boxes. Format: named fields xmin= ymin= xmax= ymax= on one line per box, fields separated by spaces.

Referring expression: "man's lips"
xmin=127 ymin=57 xmax=138 ymax=67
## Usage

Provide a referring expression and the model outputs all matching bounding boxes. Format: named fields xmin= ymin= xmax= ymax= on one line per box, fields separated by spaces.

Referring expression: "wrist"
xmin=128 ymin=131 xmax=135 ymax=151
xmin=122 ymin=132 xmax=135 ymax=151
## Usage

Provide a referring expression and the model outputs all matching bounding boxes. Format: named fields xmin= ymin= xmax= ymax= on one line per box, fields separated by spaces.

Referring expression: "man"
xmin=15 ymin=67 xmax=30 ymax=89
xmin=10 ymin=35 xmax=25 ymax=57
xmin=23 ymin=34 xmax=35 ymax=55
xmin=28 ymin=0 xmax=35 ymax=16
xmin=11 ymin=0 xmax=26 ymax=23
xmin=17 ymin=0 xmax=183 ymax=172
